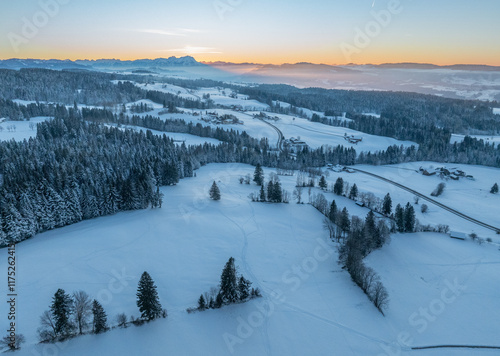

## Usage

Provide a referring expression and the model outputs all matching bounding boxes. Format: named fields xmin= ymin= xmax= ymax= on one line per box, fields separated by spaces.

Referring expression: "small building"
xmin=449 ymin=231 xmax=467 ymax=240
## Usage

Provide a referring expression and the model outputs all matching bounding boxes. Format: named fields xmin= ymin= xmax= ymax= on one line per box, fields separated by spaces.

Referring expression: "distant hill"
xmin=0 ymin=56 xmax=205 ymax=71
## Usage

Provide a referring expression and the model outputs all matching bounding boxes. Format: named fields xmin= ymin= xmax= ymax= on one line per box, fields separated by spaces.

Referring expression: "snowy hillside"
xmin=2 ymin=164 xmax=500 ymax=355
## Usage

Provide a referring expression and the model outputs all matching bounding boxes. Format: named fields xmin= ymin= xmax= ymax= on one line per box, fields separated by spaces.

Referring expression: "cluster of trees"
xmin=0 ymin=69 xmax=144 ymax=106
xmin=37 ymin=271 xmax=165 ymax=344
xmin=337 ymin=211 xmax=390 ymax=315
xmin=0 ymin=107 xmax=279 ymax=245
xmin=394 ymin=203 xmax=416 ymax=233
xmin=38 ymin=289 xmax=108 ymax=342
xmin=129 ymin=102 xmax=154 ymax=113
xmin=193 ymin=257 xmax=261 ymax=311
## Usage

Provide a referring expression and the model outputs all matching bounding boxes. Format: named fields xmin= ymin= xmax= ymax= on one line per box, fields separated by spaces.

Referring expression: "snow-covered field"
xmin=2 ymin=164 xmax=500 ymax=355
xmin=329 ymin=162 xmax=500 ymax=241
xmin=0 ymin=117 xmax=50 ymax=141
xmin=493 ymin=108 xmax=500 ymax=115
xmin=249 ymin=112 xmax=418 ymax=152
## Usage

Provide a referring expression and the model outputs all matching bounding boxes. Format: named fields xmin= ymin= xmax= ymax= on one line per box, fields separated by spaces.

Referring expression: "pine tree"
xmin=382 ymin=193 xmax=392 ymax=216
xmin=198 ymin=294 xmax=206 ymax=310
xmin=272 ymin=180 xmax=282 ymax=203
xmin=219 ymin=257 xmax=238 ymax=305
xmin=349 ymin=184 xmax=358 ymax=200
xmin=395 ymin=204 xmax=405 ymax=232
xmin=92 ymin=300 xmax=107 ymax=334
xmin=267 ymin=181 xmax=274 ymax=202
xmin=319 ymin=176 xmax=327 ymax=190
xmin=333 ymin=177 xmax=344 ymax=195
xmin=136 ymin=271 xmax=163 ymax=321
xmin=340 ymin=207 xmax=351 ymax=238
xmin=253 ymin=164 xmax=264 ymax=186
xmin=238 ymin=276 xmax=252 ymax=301
xmin=50 ymin=289 xmax=74 ymax=338
xmin=209 ymin=181 xmax=221 ymax=201
xmin=328 ymin=200 xmax=337 ymax=222
xmin=491 ymin=183 xmax=499 ymax=194
xmin=404 ymin=203 xmax=416 ymax=232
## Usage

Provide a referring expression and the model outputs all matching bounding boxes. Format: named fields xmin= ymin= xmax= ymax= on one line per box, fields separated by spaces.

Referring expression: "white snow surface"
xmin=0 ymin=117 xmax=51 ymax=141
xmin=248 ymin=112 xmax=417 ymax=152
xmin=2 ymin=164 xmax=500 ymax=356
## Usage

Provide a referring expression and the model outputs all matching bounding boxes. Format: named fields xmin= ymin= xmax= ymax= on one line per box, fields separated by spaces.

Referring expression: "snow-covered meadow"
xmin=2 ymin=164 xmax=499 ymax=355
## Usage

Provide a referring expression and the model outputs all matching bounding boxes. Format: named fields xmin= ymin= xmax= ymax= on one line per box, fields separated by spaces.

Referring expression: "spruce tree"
xmin=238 ymin=276 xmax=252 ymax=301
xmin=491 ymin=183 xmax=499 ymax=194
xmin=209 ymin=181 xmax=221 ymax=201
xmin=340 ymin=207 xmax=351 ymax=237
xmin=395 ymin=204 xmax=405 ymax=232
xmin=253 ymin=164 xmax=264 ymax=186
xmin=382 ymin=193 xmax=392 ymax=216
xmin=272 ymin=180 xmax=282 ymax=203
xmin=92 ymin=300 xmax=107 ymax=334
xmin=404 ymin=203 xmax=416 ymax=232
xmin=50 ymin=289 xmax=74 ymax=338
xmin=328 ymin=200 xmax=337 ymax=222
xmin=333 ymin=177 xmax=344 ymax=195
xmin=219 ymin=257 xmax=238 ymax=304
xmin=349 ymin=184 xmax=358 ymax=200
xmin=136 ymin=271 xmax=163 ymax=321
xmin=318 ymin=176 xmax=327 ymax=190
xmin=267 ymin=181 xmax=274 ymax=202
xmin=198 ymin=294 xmax=206 ymax=310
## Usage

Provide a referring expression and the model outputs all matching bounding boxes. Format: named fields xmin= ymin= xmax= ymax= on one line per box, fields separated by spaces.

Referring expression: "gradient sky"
xmin=1 ymin=0 xmax=499 ymax=65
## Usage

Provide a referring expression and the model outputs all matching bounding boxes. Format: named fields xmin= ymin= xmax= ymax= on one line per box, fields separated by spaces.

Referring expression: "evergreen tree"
xmin=219 ymin=257 xmax=238 ymax=304
xmin=238 ymin=276 xmax=252 ymax=301
xmin=395 ymin=204 xmax=405 ymax=232
xmin=404 ymin=203 xmax=416 ymax=232
xmin=272 ymin=180 xmax=282 ymax=203
xmin=328 ymin=200 xmax=337 ymax=222
xmin=267 ymin=181 xmax=274 ymax=202
xmin=198 ymin=294 xmax=206 ymax=310
xmin=318 ymin=175 xmax=327 ymax=190
xmin=253 ymin=164 xmax=264 ymax=186
xmin=50 ymin=289 xmax=74 ymax=338
xmin=209 ymin=181 xmax=221 ymax=201
xmin=491 ymin=183 xmax=499 ymax=194
xmin=340 ymin=207 xmax=351 ymax=238
xmin=382 ymin=193 xmax=392 ymax=216
xmin=92 ymin=300 xmax=107 ymax=334
xmin=333 ymin=177 xmax=344 ymax=195
xmin=349 ymin=184 xmax=358 ymax=200
xmin=136 ymin=271 xmax=163 ymax=321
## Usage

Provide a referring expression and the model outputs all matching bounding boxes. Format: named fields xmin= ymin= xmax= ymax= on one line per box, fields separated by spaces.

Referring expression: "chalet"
xmin=449 ymin=231 xmax=467 ymax=240
xmin=344 ymin=135 xmax=363 ymax=144
xmin=285 ymin=137 xmax=308 ymax=153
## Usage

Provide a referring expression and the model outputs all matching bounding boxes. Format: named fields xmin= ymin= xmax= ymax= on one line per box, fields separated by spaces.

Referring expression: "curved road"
xmin=256 ymin=117 xmax=284 ymax=151
xmin=348 ymin=167 xmax=500 ymax=233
